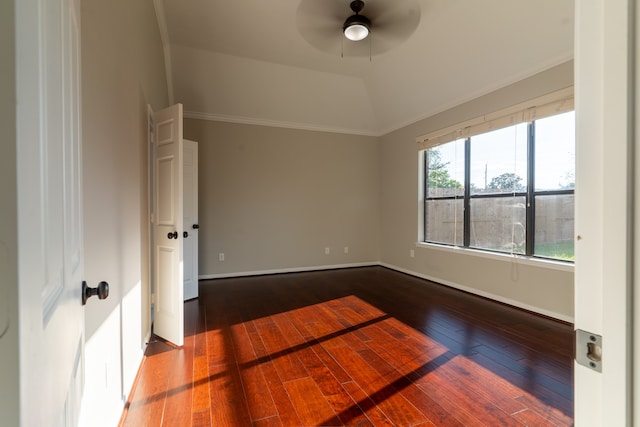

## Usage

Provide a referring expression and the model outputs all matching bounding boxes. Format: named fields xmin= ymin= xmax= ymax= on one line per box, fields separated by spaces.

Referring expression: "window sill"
xmin=414 ymin=242 xmax=574 ymax=272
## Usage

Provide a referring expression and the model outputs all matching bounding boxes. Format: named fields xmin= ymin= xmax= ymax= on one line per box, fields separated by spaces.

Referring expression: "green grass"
xmin=535 ymin=241 xmax=574 ymax=261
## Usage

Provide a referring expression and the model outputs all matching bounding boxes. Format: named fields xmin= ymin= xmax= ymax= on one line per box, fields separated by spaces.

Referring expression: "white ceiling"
xmin=156 ymin=0 xmax=574 ymax=136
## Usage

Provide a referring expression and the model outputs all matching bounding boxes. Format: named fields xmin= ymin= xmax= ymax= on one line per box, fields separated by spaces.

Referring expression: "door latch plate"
xmin=575 ymin=329 xmax=602 ymax=372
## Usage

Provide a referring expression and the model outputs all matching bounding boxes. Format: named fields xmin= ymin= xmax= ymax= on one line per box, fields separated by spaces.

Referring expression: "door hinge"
xmin=575 ymin=329 xmax=602 ymax=372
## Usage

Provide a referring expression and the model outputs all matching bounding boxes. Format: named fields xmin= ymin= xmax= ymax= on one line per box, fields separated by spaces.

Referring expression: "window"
xmin=469 ymin=123 xmax=528 ymax=254
xmin=532 ymin=112 xmax=575 ymax=260
xmin=420 ymin=103 xmax=575 ymax=262
xmin=424 ymin=138 xmax=464 ymax=246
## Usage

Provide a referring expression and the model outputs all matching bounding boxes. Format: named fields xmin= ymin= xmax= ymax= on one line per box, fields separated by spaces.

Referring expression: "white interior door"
xmin=183 ymin=139 xmax=199 ymax=300
xmin=152 ymin=103 xmax=184 ymax=347
xmin=15 ymin=0 xmax=85 ymax=425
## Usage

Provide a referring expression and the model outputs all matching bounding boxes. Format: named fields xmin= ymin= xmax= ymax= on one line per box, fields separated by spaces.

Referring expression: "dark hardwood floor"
xmin=119 ymin=266 xmax=574 ymax=426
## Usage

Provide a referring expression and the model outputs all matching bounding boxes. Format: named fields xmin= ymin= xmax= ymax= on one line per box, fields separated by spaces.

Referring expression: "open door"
xmin=152 ymin=104 xmax=184 ymax=347
xmin=13 ymin=0 xmax=87 ymax=424
xmin=183 ymin=139 xmax=199 ymax=301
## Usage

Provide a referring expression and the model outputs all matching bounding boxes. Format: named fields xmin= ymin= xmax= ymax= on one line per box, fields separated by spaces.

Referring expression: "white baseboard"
xmin=143 ymin=330 xmax=152 ymax=348
xmin=198 ymin=261 xmax=573 ymax=323
xmin=379 ymin=262 xmax=574 ymax=324
xmin=198 ymin=261 xmax=378 ymax=280
xmin=121 ymin=331 xmax=151 ymax=405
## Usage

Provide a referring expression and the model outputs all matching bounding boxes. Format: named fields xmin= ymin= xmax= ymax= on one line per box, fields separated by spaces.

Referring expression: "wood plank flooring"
xmin=119 ymin=266 xmax=574 ymax=426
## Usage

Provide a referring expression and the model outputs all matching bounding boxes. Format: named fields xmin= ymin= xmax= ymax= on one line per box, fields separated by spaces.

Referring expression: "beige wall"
xmin=379 ymin=61 xmax=575 ymax=321
xmin=0 ymin=0 xmax=19 ymax=425
xmin=184 ymin=119 xmax=380 ymax=276
xmin=80 ymin=0 xmax=168 ymax=424
xmin=186 ymin=62 xmax=575 ymax=320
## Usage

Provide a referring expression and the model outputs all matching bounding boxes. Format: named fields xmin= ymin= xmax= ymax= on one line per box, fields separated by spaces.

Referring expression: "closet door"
xmin=183 ymin=139 xmax=199 ymax=301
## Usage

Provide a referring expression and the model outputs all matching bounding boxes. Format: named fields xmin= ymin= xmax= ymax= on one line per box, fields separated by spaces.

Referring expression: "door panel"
xmin=152 ymin=104 xmax=184 ymax=347
xmin=157 ymin=246 xmax=179 ymax=317
xmin=183 ymin=140 xmax=199 ymax=301
xmin=15 ymin=0 xmax=84 ymax=424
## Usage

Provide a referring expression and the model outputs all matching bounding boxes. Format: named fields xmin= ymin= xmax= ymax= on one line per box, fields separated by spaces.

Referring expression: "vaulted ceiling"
xmin=155 ymin=0 xmax=574 ymax=136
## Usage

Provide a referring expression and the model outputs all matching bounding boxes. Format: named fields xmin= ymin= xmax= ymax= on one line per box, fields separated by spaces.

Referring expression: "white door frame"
xmin=574 ymin=0 xmax=636 ymax=423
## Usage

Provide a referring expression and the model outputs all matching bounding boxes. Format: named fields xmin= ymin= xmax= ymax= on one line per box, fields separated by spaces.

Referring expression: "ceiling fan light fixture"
xmin=343 ymin=18 xmax=370 ymax=41
xmin=343 ymin=0 xmax=371 ymax=41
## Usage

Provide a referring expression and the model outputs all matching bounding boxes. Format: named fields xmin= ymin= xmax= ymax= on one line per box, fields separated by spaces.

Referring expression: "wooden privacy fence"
xmin=426 ymin=194 xmax=574 ymax=252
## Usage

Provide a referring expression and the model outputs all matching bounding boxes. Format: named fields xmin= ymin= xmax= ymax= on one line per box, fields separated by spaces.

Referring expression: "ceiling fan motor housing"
xmin=343 ymin=0 xmax=371 ymax=41
xmin=343 ymin=14 xmax=371 ymax=31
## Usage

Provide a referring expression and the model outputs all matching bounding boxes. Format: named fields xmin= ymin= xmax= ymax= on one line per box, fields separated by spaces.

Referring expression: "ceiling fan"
xmin=296 ymin=0 xmax=421 ymax=57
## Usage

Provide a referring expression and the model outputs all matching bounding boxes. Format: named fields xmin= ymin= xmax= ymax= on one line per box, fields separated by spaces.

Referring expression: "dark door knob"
xmin=192 ymin=224 xmax=199 ymax=229
xmin=82 ymin=281 xmax=109 ymax=305
xmin=183 ymin=231 xmax=189 ymax=238
xmin=167 ymin=231 xmax=178 ymax=239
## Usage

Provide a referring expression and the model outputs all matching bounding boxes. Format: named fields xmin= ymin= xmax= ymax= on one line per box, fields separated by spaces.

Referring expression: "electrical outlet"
xmin=219 ymin=253 xmax=225 ymax=261
xmin=410 ymin=249 xmax=415 ymax=258
xmin=344 ymin=246 xmax=349 ymax=254
xmin=325 ymin=247 xmax=330 ymax=255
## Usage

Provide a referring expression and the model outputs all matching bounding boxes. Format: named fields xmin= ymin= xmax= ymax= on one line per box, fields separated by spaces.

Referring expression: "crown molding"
xmin=184 ymin=110 xmax=381 ymax=137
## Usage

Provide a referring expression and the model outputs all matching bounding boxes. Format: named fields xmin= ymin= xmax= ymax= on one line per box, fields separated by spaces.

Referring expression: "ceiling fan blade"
xmin=296 ymin=0 xmax=346 ymax=53
xmin=297 ymin=0 xmax=345 ymax=28
xmin=366 ymin=0 xmax=421 ymax=43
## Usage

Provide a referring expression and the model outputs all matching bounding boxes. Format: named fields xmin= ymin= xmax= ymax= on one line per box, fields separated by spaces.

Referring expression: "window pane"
xmin=470 ymin=196 xmax=526 ymax=253
xmin=535 ymin=194 xmax=574 ymax=260
xmin=535 ymin=111 xmax=575 ymax=191
xmin=426 ymin=199 xmax=463 ymax=246
xmin=470 ymin=124 xmax=528 ymax=195
xmin=427 ymin=139 xmax=465 ymax=197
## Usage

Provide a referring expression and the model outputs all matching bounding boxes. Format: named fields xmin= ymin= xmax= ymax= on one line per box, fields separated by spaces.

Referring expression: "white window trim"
xmin=416 ymin=86 xmax=574 ymax=150
xmin=415 ymin=241 xmax=574 ymax=272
